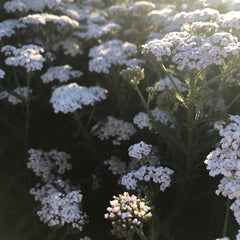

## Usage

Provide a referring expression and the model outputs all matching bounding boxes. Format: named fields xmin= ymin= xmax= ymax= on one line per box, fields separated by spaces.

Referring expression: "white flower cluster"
xmin=121 ymin=166 xmax=174 ymax=191
xmin=41 ymin=65 xmax=83 ymax=83
xmin=4 ymin=0 xmax=73 ymax=12
xmin=1 ymin=44 xmax=46 ymax=72
xmin=129 ymin=1 xmax=156 ymax=12
xmin=105 ymin=147 xmax=161 ymax=183
xmin=133 ymin=107 xmax=173 ymax=130
xmin=27 ymin=149 xmax=72 ymax=182
xmin=205 ymin=115 xmax=240 ymax=224
xmin=142 ymin=31 xmax=240 ymax=71
xmin=218 ymin=11 xmax=240 ymax=31
xmin=104 ymin=156 xmax=127 ymax=176
xmin=105 ymin=4 xmax=128 ymax=16
xmin=187 ymin=21 xmax=219 ymax=35
xmin=155 ymin=76 xmax=187 ymax=92
xmin=0 ymin=87 xmax=32 ymax=105
xmin=147 ymin=6 xmax=176 ymax=28
xmin=30 ymin=179 xmax=72 ymax=201
xmin=37 ymin=189 xmax=86 ymax=230
xmin=53 ymin=37 xmax=83 ymax=56
xmin=91 ymin=116 xmax=136 ymax=145
xmin=128 ymin=141 xmax=152 ymax=160
xmin=196 ymin=0 xmax=240 ymax=11
xmin=50 ymin=83 xmax=108 ymax=114
xmin=164 ymin=8 xmax=220 ymax=32
xmin=19 ymin=13 xmax=79 ymax=28
xmin=76 ymin=22 xmax=121 ymax=40
xmin=88 ymin=39 xmax=139 ymax=74
xmin=28 ymin=150 xmax=88 ymax=231
xmin=0 ymin=69 xmax=5 ymax=79
xmin=0 ymin=19 xmax=26 ymax=40
xmin=205 ymin=115 xmax=240 ymax=178
xmin=104 ymin=192 xmax=152 ymax=239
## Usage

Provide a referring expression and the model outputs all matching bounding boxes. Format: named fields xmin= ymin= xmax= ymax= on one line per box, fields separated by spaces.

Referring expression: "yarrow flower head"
xmin=27 ymin=149 xmax=72 ymax=182
xmin=104 ymin=192 xmax=152 ymax=239
xmin=76 ymin=22 xmax=121 ymax=40
xmin=89 ymin=39 xmax=141 ymax=74
xmin=128 ymin=141 xmax=152 ymax=160
xmin=50 ymin=83 xmax=108 ymax=114
xmin=19 ymin=13 xmax=79 ymax=28
xmin=41 ymin=65 xmax=83 ymax=83
xmin=163 ymin=8 xmax=220 ymax=32
xmin=129 ymin=1 xmax=156 ymax=13
xmin=142 ymin=31 xmax=240 ymax=71
xmin=133 ymin=107 xmax=173 ymax=130
xmin=155 ymin=76 xmax=187 ymax=92
xmin=91 ymin=116 xmax=136 ymax=145
xmin=121 ymin=166 xmax=174 ymax=191
xmin=52 ymin=37 xmax=83 ymax=56
xmin=0 ymin=87 xmax=32 ymax=105
xmin=37 ymin=189 xmax=87 ymax=231
xmin=1 ymin=44 xmax=46 ymax=72
xmin=0 ymin=19 xmax=26 ymax=40
xmin=104 ymin=156 xmax=127 ymax=176
xmin=205 ymin=115 xmax=240 ymax=225
xmin=4 ymin=0 xmax=73 ymax=12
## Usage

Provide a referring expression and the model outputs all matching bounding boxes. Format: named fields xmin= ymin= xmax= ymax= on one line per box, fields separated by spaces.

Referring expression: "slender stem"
xmin=186 ymin=102 xmax=194 ymax=173
xmin=224 ymin=94 xmax=240 ymax=111
xmin=135 ymin=225 xmax=148 ymax=240
xmin=72 ymin=112 xmax=95 ymax=152
xmin=222 ymin=198 xmax=231 ymax=237
xmin=24 ymin=73 xmax=31 ymax=162
xmin=134 ymin=83 xmax=151 ymax=116
xmin=160 ymin=63 xmax=188 ymax=108
xmin=13 ymin=68 xmax=21 ymax=88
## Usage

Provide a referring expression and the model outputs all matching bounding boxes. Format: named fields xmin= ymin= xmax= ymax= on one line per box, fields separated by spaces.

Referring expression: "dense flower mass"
xmin=27 ymin=149 xmax=72 ymax=182
xmin=133 ymin=107 xmax=173 ymax=130
xmin=19 ymin=13 xmax=79 ymax=28
xmin=104 ymin=192 xmax=152 ymax=239
xmin=0 ymin=19 xmax=26 ymax=40
xmin=121 ymin=166 xmax=174 ymax=191
xmin=88 ymin=39 xmax=142 ymax=74
xmin=50 ymin=83 xmax=108 ymax=113
xmin=91 ymin=116 xmax=136 ymax=145
xmin=1 ymin=44 xmax=45 ymax=72
xmin=205 ymin=115 xmax=240 ymax=224
xmin=128 ymin=141 xmax=152 ymax=160
xmin=4 ymin=0 xmax=73 ymax=12
xmin=76 ymin=22 xmax=121 ymax=40
xmin=37 ymin=189 xmax=87 ymax=230
xmin=41 ymin=65 xmax=83 ymax=83
xmin=0 ymin=87 xmax=32 ymax=105
xmin=142 ymin=31 xmax=240 ymax=71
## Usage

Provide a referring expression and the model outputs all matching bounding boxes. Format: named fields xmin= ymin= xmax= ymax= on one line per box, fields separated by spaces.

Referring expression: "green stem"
xmin=149 ymin=214 xmax=160 ymax=240
xmin=135 ymin=225 xmax=148 ymax=240
xmin=160 ymin=63 xmax=188 ymax=108
xmin=134 ymin=83 xmax=151 ymax=117
xmin=186 ymin=102 xmax=194 ymax=175
xmin=72 ymin=112 xmax=95 ymax=152
xmin=222 ymin=198 xmax=231 ymax=237
xmin=24 ymin=73 xmax=31 ymax=162
xmin=224 ymin=94 xmax=240 ymax=111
